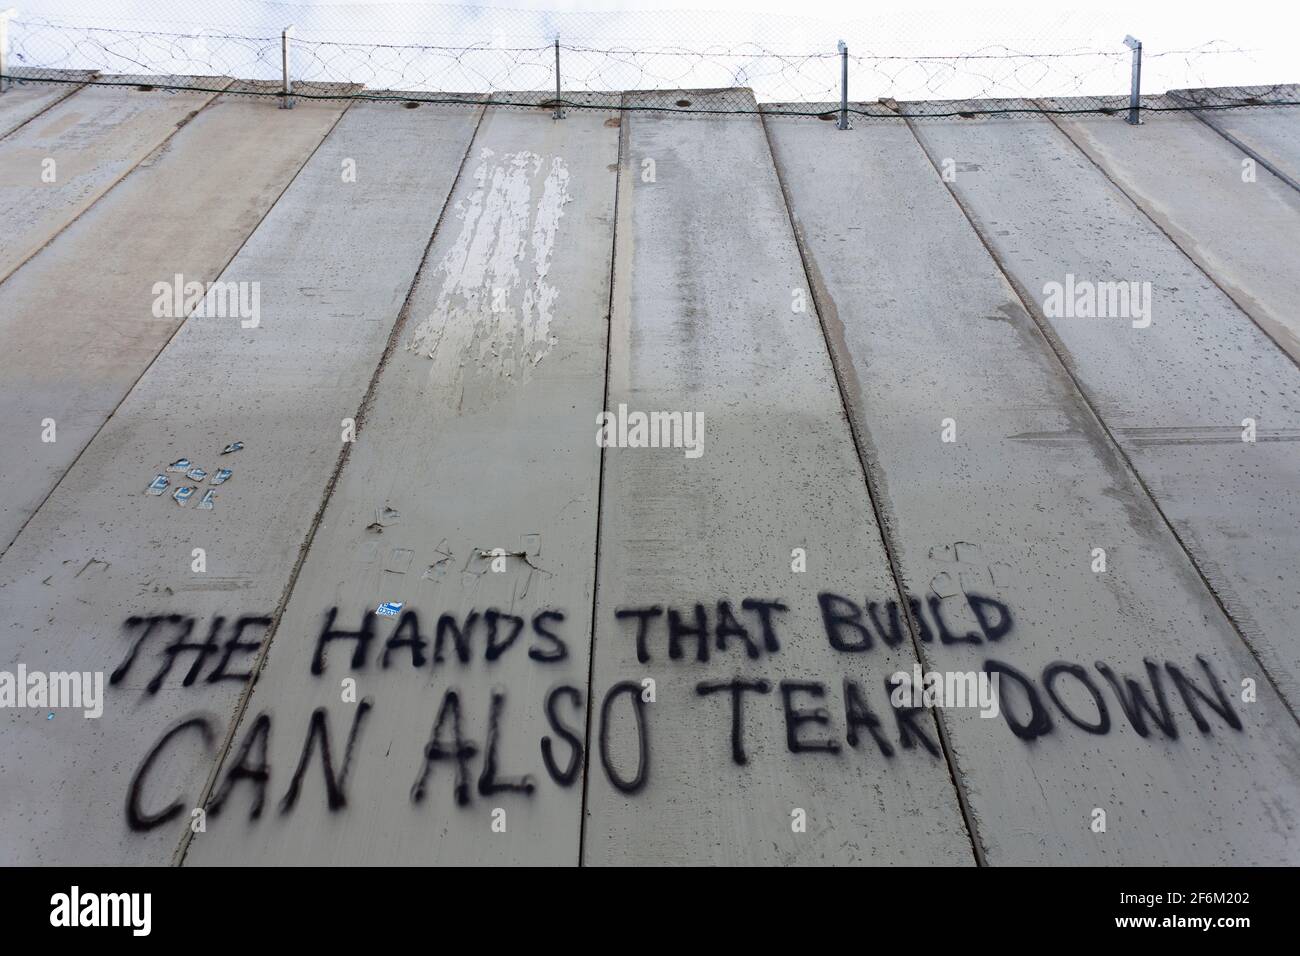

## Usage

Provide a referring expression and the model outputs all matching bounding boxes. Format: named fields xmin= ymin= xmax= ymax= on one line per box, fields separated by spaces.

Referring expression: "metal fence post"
xmin=280 ymin=24 xmax=294 ymax=109
xmin=1124 ymin=35 xmax=1142 ymax=125
xmin=0 ymin=9 xmax=17 ymax=95
xmin=553 ymin=37 xmax=563 ymax=119
xmin=837 ymin=40 xmax=849 ymax=129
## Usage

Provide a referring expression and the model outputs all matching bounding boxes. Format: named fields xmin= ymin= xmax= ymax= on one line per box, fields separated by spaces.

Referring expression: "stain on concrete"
xmin=407 ymin=148 xmax=572 ymax=407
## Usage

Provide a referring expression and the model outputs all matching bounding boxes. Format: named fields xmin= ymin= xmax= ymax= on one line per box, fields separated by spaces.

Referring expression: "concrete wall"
xmin=768 ymin=112 xmax=1300 ymax=864
xmin=185 ymin=104 xmax=618 ymax=866
xmin=0 ymin=99 xmax=479 ymax=864
xmin=905 ymin=107 xmax=1300 ymax=717
xmin=1044 ymin=98 xmax=1300 ymax=367
xmin=583 ymin=93 xmax=973 ymax=865
xmin=1174 ymin=87 xmax=1300 ymax=188
xmin=0 ymin=80 xmax=227 ymax=283
xmin=0 ymin=92 xmax=348 ymax=553
xmin=1 ymin=82 xmax=1297 ymax=866
xmin=0 ymin=72 xmax=96 ymax=139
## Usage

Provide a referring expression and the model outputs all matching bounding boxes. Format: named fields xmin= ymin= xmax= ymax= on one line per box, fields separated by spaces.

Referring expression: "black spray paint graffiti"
xmin=126 ymin=684 xmax=584 ymax=831
xmin=108 ymin=608 xmax=565 ymax=694
xmin=599 ymin=593 xmax=1243 ymax=795
xmin=120 ymin=592 xmax=1245 ymax=828
xmin=127 ymin=700 xmax=375 ymax=832
xmin=110 ymin=614 xmax=271 ymax=693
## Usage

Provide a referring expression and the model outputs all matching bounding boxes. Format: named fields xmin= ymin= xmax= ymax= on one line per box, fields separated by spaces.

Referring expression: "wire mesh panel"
xmin=2 ymin=7 xmax=1297 ymax=116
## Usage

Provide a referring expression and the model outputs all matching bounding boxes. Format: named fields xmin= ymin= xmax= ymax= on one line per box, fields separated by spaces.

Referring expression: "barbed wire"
xmin=3 ymin=16 xmax=1296 ymax=117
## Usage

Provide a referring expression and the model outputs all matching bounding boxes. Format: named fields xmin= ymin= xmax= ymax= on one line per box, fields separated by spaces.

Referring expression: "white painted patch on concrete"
xmin=407 ymin=148 xmax=571 ymax=406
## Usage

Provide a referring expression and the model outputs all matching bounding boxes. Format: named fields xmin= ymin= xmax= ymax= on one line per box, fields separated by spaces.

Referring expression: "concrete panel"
xmin=0 ymin=74 xmax=96 ymax=140
xmin=0 ymin=94 xmax=348 ymax=556
xmin=0 ymin=100 xmax=481 ymax=864
xmin=1197 ymin=107 xmax=1300 ymax=188
xmin=583 ymin=93 xmax=975 ymax=866
xmin=0 ymin=81 xmax=225 ymax=283
xmin=908 ymin=109 xmax=1300 ymax=715
xmin=768 ymin=113 xmax=1300 ymax=864
xmin=1044 ymin=101 xmax=1300 ymax=365
xmin=184 ymin=105 xmax=617 ymax=866
xmin=1172 ymin=87 xmax=1300 ymax=189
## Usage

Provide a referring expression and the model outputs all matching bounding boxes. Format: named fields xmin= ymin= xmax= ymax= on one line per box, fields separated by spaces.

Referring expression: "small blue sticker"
xmin=375 ymin=602 xmax=403 ymax=617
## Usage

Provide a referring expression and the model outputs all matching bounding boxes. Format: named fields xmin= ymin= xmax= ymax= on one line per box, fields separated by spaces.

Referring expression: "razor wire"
xmin=2 ymin=14 xmax=1296 ymax=117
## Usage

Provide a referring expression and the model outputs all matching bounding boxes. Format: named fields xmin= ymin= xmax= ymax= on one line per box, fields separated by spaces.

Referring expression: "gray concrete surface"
xmin=0 ymin=80 xmax=226 ymax=283
xmin=906 ymin=107 xmax=1300 ymax=718
xmin=1196 ymin=106 xmax=1300 ymax=189
xmin=0 ymin=93 xmax=348 ymax=555
xmin=0 ymin=72 xmax=97 ymax=139
xmin=1043 ymin=97 xmax=1300 ymax=365
xmin=1171 ymin=86 xmax=1300 ymax=189
xmin=766 ymin=112 xmax=1300 ymax=864
xmin=582 ymin=92 xmax=974 ymax=866
xmin=184 ymin=104 xmax=618 ymax=865
xmin=0 ymin=100 xmax=480 ymax=864
xmin=1 ymin=81 xmax=1297 ymax=866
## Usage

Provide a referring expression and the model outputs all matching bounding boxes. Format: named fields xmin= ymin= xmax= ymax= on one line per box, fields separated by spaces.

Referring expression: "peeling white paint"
xmin=407 ymin=148 xmax=571 ymax=405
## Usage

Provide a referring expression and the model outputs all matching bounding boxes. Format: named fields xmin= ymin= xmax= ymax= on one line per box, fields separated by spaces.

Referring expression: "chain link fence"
xmin=2 ymin=5 xmax=1297 ymax=117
